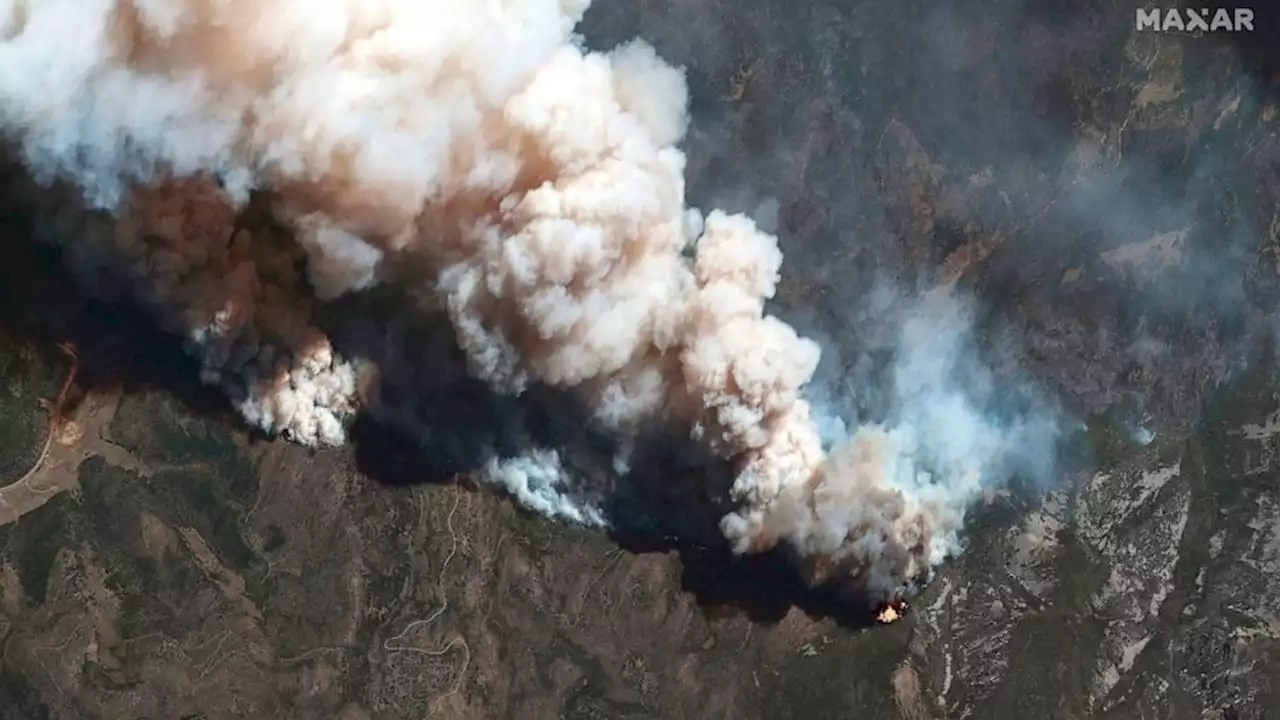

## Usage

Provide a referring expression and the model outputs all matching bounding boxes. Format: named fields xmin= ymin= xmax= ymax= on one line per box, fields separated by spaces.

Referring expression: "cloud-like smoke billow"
xmin=0 ymin=0 xmax=1057 ymax=601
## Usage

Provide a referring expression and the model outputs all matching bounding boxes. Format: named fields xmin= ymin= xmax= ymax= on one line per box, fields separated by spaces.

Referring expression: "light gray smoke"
xmin=0 ymin=0 xmax=1057 ymax=601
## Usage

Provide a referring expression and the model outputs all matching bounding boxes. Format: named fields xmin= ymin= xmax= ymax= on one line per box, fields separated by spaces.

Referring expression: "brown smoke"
xmin=0 ymin=0 xmax=1054 ymax=601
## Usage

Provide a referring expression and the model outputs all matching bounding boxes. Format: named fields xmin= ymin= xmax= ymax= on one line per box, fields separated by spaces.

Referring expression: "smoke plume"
xmin=0 ymin=0 xmax=1057 ymax=601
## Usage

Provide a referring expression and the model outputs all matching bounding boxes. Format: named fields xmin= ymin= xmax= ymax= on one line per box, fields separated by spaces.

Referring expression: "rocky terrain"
xmin=3 ymin=0 xmax=1280 ymax=718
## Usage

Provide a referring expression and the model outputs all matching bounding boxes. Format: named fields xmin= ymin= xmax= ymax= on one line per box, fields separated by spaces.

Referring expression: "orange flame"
xmin=876 ymin=600 xmax=909 ymax=624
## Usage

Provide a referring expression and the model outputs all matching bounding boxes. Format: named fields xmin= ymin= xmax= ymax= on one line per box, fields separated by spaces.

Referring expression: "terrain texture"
xmin=3 ymin=1 xmax=1280 ymax=718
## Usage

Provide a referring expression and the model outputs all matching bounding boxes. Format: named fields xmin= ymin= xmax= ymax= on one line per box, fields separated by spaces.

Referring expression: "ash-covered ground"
xmin=2 ymin=0 xmax=1280 ymax=718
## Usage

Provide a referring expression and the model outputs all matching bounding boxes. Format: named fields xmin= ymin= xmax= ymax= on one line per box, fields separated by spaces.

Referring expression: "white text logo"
xmin=1135 ymin=7 xmax=1255 ymax=32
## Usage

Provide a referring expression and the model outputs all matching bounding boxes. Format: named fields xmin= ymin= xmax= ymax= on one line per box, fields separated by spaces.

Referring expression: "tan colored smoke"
xmin=0 ymin=0 xmax=1032 ymax=601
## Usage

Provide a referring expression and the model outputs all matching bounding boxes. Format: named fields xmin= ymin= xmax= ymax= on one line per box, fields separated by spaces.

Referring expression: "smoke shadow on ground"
xmin=319 ymin=296 xmax=889 ymax=628
xmin=613 ymin=531 xmax=886 ymax=630
xmin=0 ymin=188 xmax=242 ymax=431
xmin=596 ymin=431 xmax=884 ymax=628
xmin=318 ymin=291 xmax=617 ymax=490
xmin=0 ymin=175 xmax=890 ymax=626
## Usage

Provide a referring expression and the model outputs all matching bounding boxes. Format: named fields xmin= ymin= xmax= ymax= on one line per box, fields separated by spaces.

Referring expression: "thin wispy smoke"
xmin=0 ymin=0 xmax=1057 ymax=601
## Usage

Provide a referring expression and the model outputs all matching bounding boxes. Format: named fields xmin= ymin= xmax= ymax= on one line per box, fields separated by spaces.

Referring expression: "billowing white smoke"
xmin=0 ymin=0 xmax=1055 ymax=600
